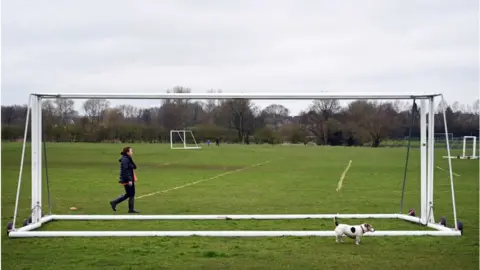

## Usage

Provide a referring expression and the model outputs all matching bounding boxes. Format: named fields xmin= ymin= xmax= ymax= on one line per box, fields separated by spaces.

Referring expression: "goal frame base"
xmin=8 ymin=213 xmax=461 ymax=238
xmin=443 ymin=155 xmax=479 ymax=160
xmin=172 ymin=146 xmax=202 ymax=150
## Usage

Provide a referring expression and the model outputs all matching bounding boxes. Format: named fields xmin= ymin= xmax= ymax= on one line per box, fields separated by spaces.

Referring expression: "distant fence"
xmin=380 ymin=137 xmax=479 ymax=149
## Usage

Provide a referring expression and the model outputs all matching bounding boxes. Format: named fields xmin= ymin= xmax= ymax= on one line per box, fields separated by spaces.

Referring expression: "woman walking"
xmin=109 ymin=146 xmax=140 ymax=213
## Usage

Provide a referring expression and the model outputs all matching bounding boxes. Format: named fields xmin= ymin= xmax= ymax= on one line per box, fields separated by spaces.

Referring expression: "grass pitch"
xmin=1 ymin=142 xmax=479 ymax=270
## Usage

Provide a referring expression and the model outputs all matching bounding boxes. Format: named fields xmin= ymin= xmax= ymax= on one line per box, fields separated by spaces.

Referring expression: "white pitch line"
xmin=137 ymin=160 xmax=271 ymax=199
xmin=162 ymin=162 xmax=174 ymax=166
xmin=336 ymin=160 xmax=352 ymax=192
xmin=436 ymin=166 xmax=461 ymax=177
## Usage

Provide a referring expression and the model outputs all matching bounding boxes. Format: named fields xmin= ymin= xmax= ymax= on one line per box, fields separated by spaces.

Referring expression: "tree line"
xmin=2 ymin=87 xmax=479 ymax=147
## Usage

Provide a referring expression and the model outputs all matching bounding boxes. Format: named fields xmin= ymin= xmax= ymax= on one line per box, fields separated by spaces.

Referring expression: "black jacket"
xmin=119 ymin=154 xmax=137 ymax=184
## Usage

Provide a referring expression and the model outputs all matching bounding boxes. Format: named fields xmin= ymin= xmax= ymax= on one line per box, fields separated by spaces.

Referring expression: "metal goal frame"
xmin=170 ymin=129 xmax=201 ymax=149
xmin=8 ymin=92 xmax=461 ymax=237
xmin=443 ymin=135 xmax=479 ymax=160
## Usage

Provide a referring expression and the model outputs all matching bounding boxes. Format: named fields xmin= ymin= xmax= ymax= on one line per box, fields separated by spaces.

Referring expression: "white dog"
xmin=334 ymin=216 xmax=375 ymax=245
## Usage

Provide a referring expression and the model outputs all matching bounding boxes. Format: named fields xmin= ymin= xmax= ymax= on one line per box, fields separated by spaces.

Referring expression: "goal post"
xmin=462 ymin=136 xmax=478 ymax=158
xmin=443 ymin=136 xmax=479 ymax=159
xmin=170 ymin=130 xmax=201 ymax=149
xmin=8 ymin=92 xmax=461 ymax=238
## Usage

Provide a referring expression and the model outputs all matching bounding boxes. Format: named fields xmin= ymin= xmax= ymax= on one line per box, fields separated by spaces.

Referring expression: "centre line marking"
xmin=137 ymin=160 xmax=271 ymax=199
xmin=336 ymin=160 xmax=352 ymax=192
xmin=436 ymin=166 xmax=460 ymax=177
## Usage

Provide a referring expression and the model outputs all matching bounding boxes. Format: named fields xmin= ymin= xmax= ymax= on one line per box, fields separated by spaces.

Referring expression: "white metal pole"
xmin=8 ymin=230 xmax=461 ymax=238
xmin=462 ymin=136 xmax=467 ymax=157
xmin=48 ymin=213 xmax=398 ymax=220
xmin=30 ymin=96 xmax=39 ymax=223
xmin=441 ymin=95 xmax=458 ymax=230
xmin=30 ymin=96 xmax=43 ymax=224
xmin=427 ymin=97 xmax=435 ymax=223
xmin=420 ymin=100 xmax=428 ymax=225
xmin=37 ymin=97 xmax=43 ymax=221
xmin=170 ymin=130 xmax=173 ymax=149
xmin=190 ymin=130 xmax=200 ymax=148
xmin=30 ymin=92 xmax=442 ymax=100
xmin=183 ymin=130 xmax=186 ymax=149
xmin=12 ymin=96 xmax=32 ymax=230
xmin=473 ymin=137 xmax=477 ymax=157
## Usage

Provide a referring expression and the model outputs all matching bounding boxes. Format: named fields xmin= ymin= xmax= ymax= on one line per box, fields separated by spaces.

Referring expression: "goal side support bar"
xmin=8 ymin=213 xmax=461 ymax=238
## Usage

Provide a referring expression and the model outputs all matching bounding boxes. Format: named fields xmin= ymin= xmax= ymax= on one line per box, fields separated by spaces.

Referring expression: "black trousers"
xmin=110 ymin=182 xmax=137 ymax=211
xmin=124 ymin=182 xmax=135 ymax=198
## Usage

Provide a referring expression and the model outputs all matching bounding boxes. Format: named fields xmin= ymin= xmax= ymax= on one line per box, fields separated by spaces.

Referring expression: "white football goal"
xmin=443 ymin=136 xmax=479 ymax=159
xmin=8 ymin=92 xmax=461 ymax=238
xmin=170 ymin=129 xmax=201 ymax=149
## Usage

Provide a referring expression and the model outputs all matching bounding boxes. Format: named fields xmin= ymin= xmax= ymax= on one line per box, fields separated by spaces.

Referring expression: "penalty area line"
xmin=435 ymin=166 xmax=460 ymax=177
xmin=137 ymin=160 xmax=271 ymax=199
xmin=336 ymin=160 xmax=352 ymax=192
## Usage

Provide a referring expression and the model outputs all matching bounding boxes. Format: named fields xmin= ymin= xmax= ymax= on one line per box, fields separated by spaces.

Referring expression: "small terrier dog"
xmin=334 ymin=216 xmax=375 ymax=245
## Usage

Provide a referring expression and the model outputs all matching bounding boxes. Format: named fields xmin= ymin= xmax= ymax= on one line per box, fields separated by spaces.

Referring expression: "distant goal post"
xmin=170 ymin=130 xmax=201 ymax=149
xmin=443 ymin=135 xmax=479 ymax=159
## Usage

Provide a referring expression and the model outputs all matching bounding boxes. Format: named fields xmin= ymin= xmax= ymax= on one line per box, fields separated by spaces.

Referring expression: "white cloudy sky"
xmin=1 ymin=0 xmax=479 ymax=115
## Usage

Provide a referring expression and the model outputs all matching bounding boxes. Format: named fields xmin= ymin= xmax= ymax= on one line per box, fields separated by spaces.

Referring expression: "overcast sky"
xmin=1 ymin=0 xmax=478 ymax=115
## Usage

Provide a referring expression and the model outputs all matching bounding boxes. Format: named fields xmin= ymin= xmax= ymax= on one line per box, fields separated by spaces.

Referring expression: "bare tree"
xmin=307 ymin=99 xmax=340 ymax=144
xmin=42 ymin=100 xmax=56 ymax=132
xmin=54 ymin=98 xmax=77 ymax=125
xmin=471 ymin=99 xmax=479 ymax=115
xmin=103 ymin=108 xmax=124 ymax=127
xmin=437 ymin=99 xmax=448 ymax=113
xmin=392 ymin=100 xmax=412 ymax=113
xmin=138 ymin=108 xmax=154 ymax=125
xmin=261 ymin=104 xmax=290 ymax=131
xmin=221 ymin=99 xmax=256 ymax=143
xmin=1 ymin=106 xmax=15 ymax=126
xmin=83 ymin=99 xmax=110 ymax=130
xmin=204 ymin=89 xmax=222 ymax=112
xmin=451 ymin=101 xmax=461 ymax=112
xmin=116 ymin=104 xmax=139 ymax=120
xmin=166 ymin=86 xmax=191 ymax=106
xmin=345 ymin=101 xmax=399 ymax=147
xmin=202 ymin=89 xmax=223 ymax=124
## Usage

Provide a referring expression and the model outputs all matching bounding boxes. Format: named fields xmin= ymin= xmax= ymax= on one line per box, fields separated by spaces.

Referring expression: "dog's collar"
xmin=361 ymin=224 xmax=366 ymax=233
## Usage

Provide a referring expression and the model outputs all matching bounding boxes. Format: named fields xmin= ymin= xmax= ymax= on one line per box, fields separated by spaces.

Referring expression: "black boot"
xmin=110 ymin=195 xmax=127 ymax=211
xmin=128 ymin=197 xmax=140 ymax=213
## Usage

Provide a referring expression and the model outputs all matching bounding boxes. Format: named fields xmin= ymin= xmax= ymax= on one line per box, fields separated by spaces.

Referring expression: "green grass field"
xmin=2 ymin=142 xmax=479 ymax=270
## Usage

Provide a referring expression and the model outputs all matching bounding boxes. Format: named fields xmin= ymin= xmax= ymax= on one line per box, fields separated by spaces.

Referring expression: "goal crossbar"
xmin=31 ymin=92 xmax=441 ymax=100
xmin=8 ymin=91 xmax=461 ymax=238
